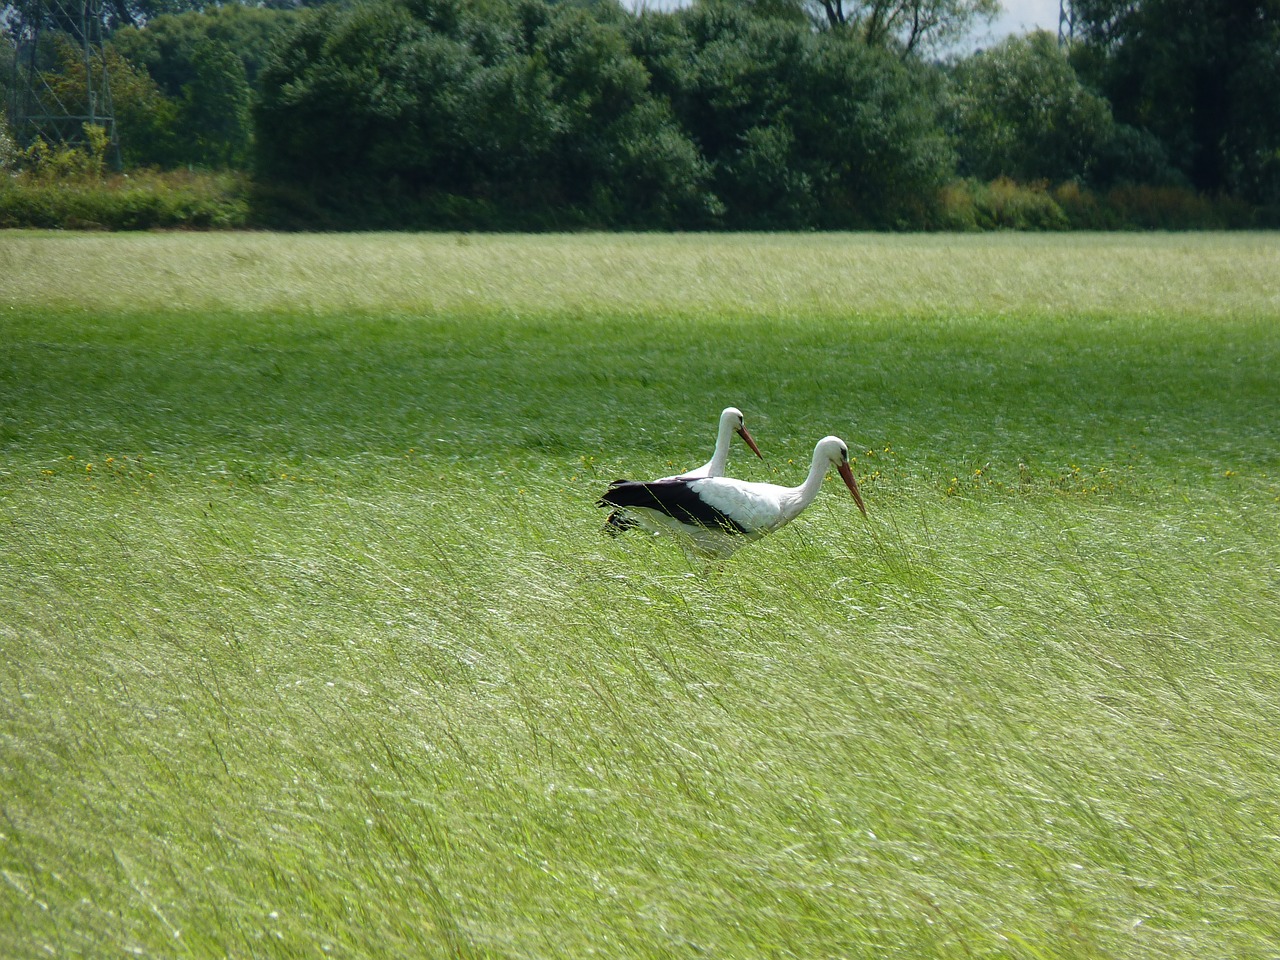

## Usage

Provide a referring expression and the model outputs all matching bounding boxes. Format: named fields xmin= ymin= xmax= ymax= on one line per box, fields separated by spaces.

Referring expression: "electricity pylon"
xmin=1058 ymin=0 xmax=1075 ymax=44
xmin=6 ymin=0 xmax=120 ymax=162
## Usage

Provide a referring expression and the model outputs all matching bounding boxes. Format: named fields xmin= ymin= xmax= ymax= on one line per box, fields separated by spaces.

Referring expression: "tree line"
xmin=2 ymin=0 xmax=1278 ymax=230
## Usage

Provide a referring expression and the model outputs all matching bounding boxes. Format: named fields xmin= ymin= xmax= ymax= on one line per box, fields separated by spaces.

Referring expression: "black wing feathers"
xmin=598 ymin=479 xmax=748 ymax=535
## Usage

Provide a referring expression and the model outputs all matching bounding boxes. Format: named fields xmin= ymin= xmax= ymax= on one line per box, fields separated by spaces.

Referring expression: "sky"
xmin=971 ymin=0 xmax=1064 ymax=47
xmin=623 ymin=1 xmax=1067 ymax=51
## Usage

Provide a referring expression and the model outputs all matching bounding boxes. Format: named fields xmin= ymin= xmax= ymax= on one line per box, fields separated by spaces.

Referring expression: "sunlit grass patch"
xmin=3 ymin=230 xmax=1279 ymax=319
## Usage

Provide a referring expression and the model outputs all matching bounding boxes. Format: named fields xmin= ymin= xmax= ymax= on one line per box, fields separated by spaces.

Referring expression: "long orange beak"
xmin=838 ymin=461 xmax=867 ymax=516
xmin=737 ymin=426 xmax=764 ymax=460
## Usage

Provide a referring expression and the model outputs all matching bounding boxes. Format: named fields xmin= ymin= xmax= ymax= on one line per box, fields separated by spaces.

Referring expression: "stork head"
xmin=817 ymin=435 xmax=867 ymax=517
xmin=722 ymin=406 xmax=764 ymax=460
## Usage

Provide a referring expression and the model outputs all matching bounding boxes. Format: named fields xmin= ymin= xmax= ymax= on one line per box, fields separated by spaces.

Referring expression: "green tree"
xmin=37 ymin=36 xmax=179 ymax=167
xmin=180 ymin=39 xmax=251 ymax=167
xmin=103 ymin=44 xmax=182 ymax=168
xmin=256 ymin=0 xmax=518 ymax=212
xmin=633 ymin=4 xmax=952 ymax=227
xmin=528 ymin=0 xmax=712 ymax=224
xmin=106 ymin=4 xmax=299 ymax=168
xmin=110 ymin=4 xmax=300 ymax=96
xmin=1073 ymin=0 xmax=1280 ymax=203
xmin=948 ymin=31 xmax=1120 ymax=184
xmin=254 ymin=0 xmax=711 ymax=227
xmin=1 ymin=31 xmax=13 ymax=115
xmin=803 ymin=0 xmax=999 ymax=54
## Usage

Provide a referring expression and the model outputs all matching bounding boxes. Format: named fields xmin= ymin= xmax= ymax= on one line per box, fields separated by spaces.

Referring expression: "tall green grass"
xmin=2 ymin=233 xmax=1278 ymax=959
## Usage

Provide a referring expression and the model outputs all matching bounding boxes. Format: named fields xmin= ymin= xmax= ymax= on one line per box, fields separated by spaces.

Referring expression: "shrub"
xmin=1051 ymin=180 xmax=1113 ymax=229
xmin=15 ymin=125 xmax=110 ymax=182
xmin=935 ymin=176 xmax=1265 ymax=231
xmin=0 ymin=115 xmax=16 ymax=171
xmin=1102 ymin=184 xmax=1253 ymax=230
xmin=1053 ymin=180 xmax=1258 ymax=230
xmin=936 ymin=180 xmax=979 ymax=230
xmin=0 ymin=169 xmax=251 ymax=230
xmin=937 ymin=178 xmax=1068 ymax=231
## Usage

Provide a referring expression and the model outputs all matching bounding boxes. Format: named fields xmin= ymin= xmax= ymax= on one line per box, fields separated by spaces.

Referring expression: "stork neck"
xmin=706 ymin=420 xmax=733 ymax=476
xmin=781 ymin=453 xmax=830 ymax=522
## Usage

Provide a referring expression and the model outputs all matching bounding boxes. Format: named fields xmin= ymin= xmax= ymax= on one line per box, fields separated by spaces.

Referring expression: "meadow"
xmin=1 ymin=231 xmax=1278 ymax=959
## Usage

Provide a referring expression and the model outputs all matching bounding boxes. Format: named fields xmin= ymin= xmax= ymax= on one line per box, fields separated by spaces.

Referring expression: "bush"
xmin=1050 ymin=180 xmax=1113 ymax=229
xmin=936 ymin=176 xmax=1265 ymax=231
xmin=0 ymin=169 xmax=251 ymax=230
xmin=1053 ymin=180 xmax=1257 ymax=230
xmin=17 ymin=125 xmax=112 ymax=181
xmin=1101 ymin=184 xmax=1253 ymax=230
xmin=937 ymin=178 xmax=1068 ymax=230
xmin=0 ymin=115 xmax=16 ymax=172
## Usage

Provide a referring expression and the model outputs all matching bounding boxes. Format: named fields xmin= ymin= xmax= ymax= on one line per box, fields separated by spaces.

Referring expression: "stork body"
xmin=599 ymin=436 xmax=865 ymax=558
xmin=604 ymin=407 xmax=762 ymax=535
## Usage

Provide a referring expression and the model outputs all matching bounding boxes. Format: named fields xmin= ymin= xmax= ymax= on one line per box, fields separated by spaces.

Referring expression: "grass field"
xmin=2 ymin=231 xmax=1279 ymax=959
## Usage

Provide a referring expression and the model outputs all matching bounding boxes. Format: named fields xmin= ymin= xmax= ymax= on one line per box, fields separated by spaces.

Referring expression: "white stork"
xmin=603 ymin=406 xmax=763 ymax=535
xmin=598 ymin=435 xmax=867 ymax=558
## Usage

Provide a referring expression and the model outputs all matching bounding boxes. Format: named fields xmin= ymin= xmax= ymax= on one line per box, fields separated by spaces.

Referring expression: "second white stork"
xmin=677 ymin=406 xmax=764 ymax=480
xmin=598 ymin=435 xmax=867 ymax=558
xmin=604 ymin=406 xmax=763 ymax=535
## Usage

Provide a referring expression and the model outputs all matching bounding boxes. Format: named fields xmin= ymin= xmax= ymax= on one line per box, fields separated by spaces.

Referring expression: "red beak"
xmin=737 ymin=426 xmax=764 ymax=460
xmin=838 ymin=461 xmax=867 ymax=516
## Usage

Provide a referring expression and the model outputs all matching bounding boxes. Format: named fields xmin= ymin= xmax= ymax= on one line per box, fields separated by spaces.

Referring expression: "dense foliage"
xmin=2 ymin=0 xmax=1278 ymax=228
xmin=1071 ymin=0 xmax=1280 ymax=209
xmin=109 ymin=4 xmax=309 ymax=166
xmin=632 ymin=5 xmax=952 ymax=228
xmin=253 ymin=0 xmax=715 ymax=228
xmin=945 ymin=30 xmax=1179 ymax=189
xmin=250 ymin=0 xmax=956 ymax=228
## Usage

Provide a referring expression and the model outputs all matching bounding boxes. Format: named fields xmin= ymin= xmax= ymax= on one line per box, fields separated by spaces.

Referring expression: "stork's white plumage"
xmin=598 ymin=436 xmax=866 ymax=558
xmin=604 ymin=406 xmax=762 ymax=535
xmin=676 ymin=406 xmax=763 ymax=480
